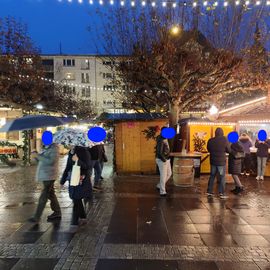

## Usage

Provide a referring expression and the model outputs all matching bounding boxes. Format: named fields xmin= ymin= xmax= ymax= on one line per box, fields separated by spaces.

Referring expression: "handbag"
xmin=70 ymin=161 xmax=81 ymax=186
xmin=233 ymin=152 xmax=245 ymax=159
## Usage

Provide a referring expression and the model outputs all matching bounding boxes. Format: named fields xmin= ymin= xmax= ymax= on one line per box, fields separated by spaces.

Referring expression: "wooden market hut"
xmin=99 ymin=113 xmax=168 ymax=174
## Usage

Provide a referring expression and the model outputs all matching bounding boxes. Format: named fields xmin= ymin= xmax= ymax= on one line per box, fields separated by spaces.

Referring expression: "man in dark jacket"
xmin=155 ymin=127 xmax=172 ymax=197
xmin=88 ymin=144 xmax=103 ymax=190
xmin=206 ymin=127 xmax=230 ymax=199
xmin=255 ymin=138 xmax=270 ymax=180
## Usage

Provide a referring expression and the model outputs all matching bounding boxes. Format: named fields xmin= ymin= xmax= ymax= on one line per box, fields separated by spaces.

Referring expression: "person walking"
xmin=28 ymin=143 xmax=61 ymax=223
xmin=99 ymin=143 xmax=107 ymax=180
xmin=61 ymin=146 xmax=92 ymax=226
xmin=88 ymin=144 xmax=103 ymax=190
xmin=229 ymin=140 xmax=245 ymax=195
xmin=155 ymin=127 xmax=172 ymax=197
xmin=206 ymin=127 xmax=230 ymax=199
xmin=239 ymin=133 xmax=253 ymax=176
xmin=255 ymin=138 xmax=270 ymax=181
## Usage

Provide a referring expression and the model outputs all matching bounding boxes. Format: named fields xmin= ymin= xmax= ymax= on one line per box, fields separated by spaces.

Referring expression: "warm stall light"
xmin=209 ymin=105 xmax=219 ymax=115
xmin=188 ymin=122 xmax=236 ymax=126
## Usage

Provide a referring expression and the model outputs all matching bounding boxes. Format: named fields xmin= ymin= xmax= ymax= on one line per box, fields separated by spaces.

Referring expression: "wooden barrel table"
xmin=173 ymin=158 xmax=194 ymax=186
xmin=170 ymin=152 xmax=202 ymax=187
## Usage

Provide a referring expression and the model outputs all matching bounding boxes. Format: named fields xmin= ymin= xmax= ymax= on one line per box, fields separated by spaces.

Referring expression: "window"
xmin=81 ymin=73 xmax=90 ymax=83
xmin=63 ymin=86 xmax=76 ymax=95
xmin=63 ymin=59 xmax=75 ymax=67
xmin=81 ymin=59 xmax=90 ymax=70
xmin=42 ymin=59 xmax=54 ymax=65
xmin=103 ymin=61 xmax=115 ymax=65
xmin=82 ymin=87 xmax=90 ymax=97
xmin=103 ymin=85 xmax=116 ymax=91
xmin=103 ymin=73 xmax=112 ymax=79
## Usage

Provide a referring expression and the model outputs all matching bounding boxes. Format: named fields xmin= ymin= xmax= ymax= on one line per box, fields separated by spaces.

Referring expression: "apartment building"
xmin=41 ymin=55 xmax=127 ymax=114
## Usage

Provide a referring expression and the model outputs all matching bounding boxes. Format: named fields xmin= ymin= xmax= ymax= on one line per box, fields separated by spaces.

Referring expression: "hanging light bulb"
xmin=245 ymin=0 xmax=249 ymax=5
xmin=120 ymin=0 xmax=124 ymax=5
xmin=235 ymin=0 xmax=240 ymax=5
xmin=203 ymin=1 xmax=208 ymax=6
xmin=131 ymin=1 xmax=135 ymax=6
xmin=99 ymin=0 xmax=103 ymax=4
xmin=256 ymin=0 xmax=261 ymax=4
xmin=151 ymin=2 xmax=156 ymax=6
xmin=224 ymin=1 xmax=228 ymax=6
xmin=110 ymin=0 xmax=114 ymax=4
xmin=162 ymin=1 xmax=167 ymax=7
xmin=172 ymin=2 xmax=177 ymax=7
xmin=78 ymin=0 xmax=83 ymax=3
xmin=68 ymin=0 xmax=72 ymax=2
xmin=89 ymin=0 xmax=93 ymax=4
xmin=267 ymin=1 xmax=270 ymax=5
xmin=193 ymin=2 xmax=197 ymax=6
xmin=142 ymin=1 xmax=146 ymax=5
xmin=209 ymin=105 xmax=219 ymax=115
xmin=213 ymin=1 xmax=218 ymax=6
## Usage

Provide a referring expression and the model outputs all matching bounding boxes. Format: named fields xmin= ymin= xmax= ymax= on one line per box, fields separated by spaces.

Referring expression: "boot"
xmin=233 ymin=186 xmax=241 ymax=195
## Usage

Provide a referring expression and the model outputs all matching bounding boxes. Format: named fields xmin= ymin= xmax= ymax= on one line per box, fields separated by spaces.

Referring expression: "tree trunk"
xmin=168 ymin=102 xmax=180 ymax=153
xmin=168 ymin=102 xmax=180 ymax=127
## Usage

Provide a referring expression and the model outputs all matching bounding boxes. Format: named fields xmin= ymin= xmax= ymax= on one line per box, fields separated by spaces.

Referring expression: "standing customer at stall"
xmin=155 ymin=127 xmax=172 ymax=197
xmin=239 ymin=133 xmax=253 ymax=176
xmin=61 ymin=146 xmax=92 ymax=226
xmin=255 ymin=137 xmax=270 ymax=181
xmin=206 ymin=127 xmax=231 ymax=199
xmin=229 ymin=139 xmax=245 ymax=195
xmin=28 ymin=143 xmax=61 ymax=223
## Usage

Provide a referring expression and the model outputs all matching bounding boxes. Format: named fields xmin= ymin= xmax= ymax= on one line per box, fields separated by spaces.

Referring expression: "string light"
xmin=188 ymin=122 xmax=236 ymax=126
xmin=56 ymin=0 xmax=270 ymax=9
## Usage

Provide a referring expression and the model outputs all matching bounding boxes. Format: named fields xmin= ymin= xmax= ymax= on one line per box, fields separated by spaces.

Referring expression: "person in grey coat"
xmin=28 ymin=143 xmax=61 ymax=223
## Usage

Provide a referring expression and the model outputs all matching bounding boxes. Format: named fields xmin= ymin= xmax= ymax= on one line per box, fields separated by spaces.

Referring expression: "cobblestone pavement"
xmin=2 ymin=147 xmax=270 ymax=269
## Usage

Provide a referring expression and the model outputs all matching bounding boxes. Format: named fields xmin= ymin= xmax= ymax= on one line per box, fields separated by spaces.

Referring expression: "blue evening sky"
xmin=0 ymin=0 xmax=100 ymax=54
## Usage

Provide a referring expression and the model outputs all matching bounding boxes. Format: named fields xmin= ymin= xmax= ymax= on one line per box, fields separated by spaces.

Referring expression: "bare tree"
xmin=89 ymin=5 xmax=270 ymax=126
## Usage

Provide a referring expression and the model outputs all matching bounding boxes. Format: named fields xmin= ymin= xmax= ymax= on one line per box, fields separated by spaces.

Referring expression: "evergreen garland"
xmin=22 ymin=130 xmax=30 ymax=165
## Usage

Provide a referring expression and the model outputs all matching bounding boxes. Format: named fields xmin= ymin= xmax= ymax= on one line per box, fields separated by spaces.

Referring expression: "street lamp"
xmin=170 ymin=25 xmax=181 ymax=36
xmin=209 ymin=104 xmax=218 ymax=115
xmin=35 ymin=104 xmax=43 ymax=110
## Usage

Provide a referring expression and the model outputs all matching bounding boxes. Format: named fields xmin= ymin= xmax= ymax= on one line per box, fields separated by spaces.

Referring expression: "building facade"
xmin=41 ymin=55 xmax=127 ymax=114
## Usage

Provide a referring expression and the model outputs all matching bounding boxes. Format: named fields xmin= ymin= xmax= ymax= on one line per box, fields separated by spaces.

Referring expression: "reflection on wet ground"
xmin=1 ymin=147 xmax=270 ymax=269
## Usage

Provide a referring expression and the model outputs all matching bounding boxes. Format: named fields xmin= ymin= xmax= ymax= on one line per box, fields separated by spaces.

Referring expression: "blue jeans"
xmin=90 ymin=160 xmax=102 ymax=185
xmin=207 ymin=165 xmax=226 ymax=194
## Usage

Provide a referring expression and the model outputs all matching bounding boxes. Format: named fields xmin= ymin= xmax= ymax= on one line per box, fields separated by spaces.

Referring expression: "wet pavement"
xmin=1 ymin=146 xmax=270 ymax=269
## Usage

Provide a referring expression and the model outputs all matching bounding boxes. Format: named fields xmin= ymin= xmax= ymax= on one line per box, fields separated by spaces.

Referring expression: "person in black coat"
xmin=61 ymin=146 xmax=92 ymax=226
xmin=206 ymin=128 xmax=231 ymax=198
xmin=255 ymin=139 xmax=270 ymax=181
xmin=228 ymin=141 xmax=245 ymax=194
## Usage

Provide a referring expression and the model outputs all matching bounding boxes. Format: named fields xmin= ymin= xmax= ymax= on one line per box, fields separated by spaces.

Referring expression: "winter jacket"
xmin=228 ymin=142 xmax=244 ymax=175
xmin=36 ymin=144 xmax=59 ymax=182
xmin=88 ymin=145 xmax=103 ymax=161
xmin=239 ymin=137 xmax=252 ymax=154
xmin=255 ymin=140 xmax=270 ymax=158
xmin=155 ymin=135 xmax=170 ymax=162
xmin=61 ymin=146 xmax=92 ymax=199
xmin=207 ymin=128 xmax=230 ymax=166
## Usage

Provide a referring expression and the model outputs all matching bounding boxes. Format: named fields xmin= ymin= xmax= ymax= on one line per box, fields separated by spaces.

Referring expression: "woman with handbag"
xmin=60 ymin=146 xmax=92 ymax=226
xmin=229 ymin=141 xmax=245 ymax=195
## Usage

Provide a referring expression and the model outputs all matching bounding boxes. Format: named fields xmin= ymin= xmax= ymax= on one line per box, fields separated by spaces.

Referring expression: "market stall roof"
xmin=98 ymin=112 xmax=167 ymax=122
xmin=218 ymin=96 xmax=270 ymax=122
